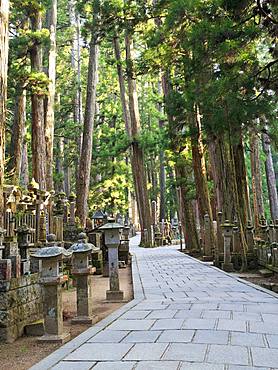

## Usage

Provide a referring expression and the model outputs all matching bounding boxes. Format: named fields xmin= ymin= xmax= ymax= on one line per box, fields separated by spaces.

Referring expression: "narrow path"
xmin=32 ymin=235 xmax=278 ymax=370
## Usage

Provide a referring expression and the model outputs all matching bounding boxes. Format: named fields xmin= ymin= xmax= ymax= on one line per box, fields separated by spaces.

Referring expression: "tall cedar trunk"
xmin=0 ymin=0 xmax=9 ymax=226
xmin=209 ymin=129 xmax=248 ymax=265
xmin=45 ymin=0 xmax=57 ymax=191
xmin=208 ymin=137 xmax=223 ymax=213
xmin=30 ymin=8 xmax=46 ymax=190
xmin=125 ymin=34 xmax=152 ymax=245
xmin=76 ymin=0 xmax=99 ymax=226
xmin=158 ymin=80 xmax=166 ymax=221
xmin=262 ymin=130 xmax=278 ymax=220
xmin=232 ymin=130 xmax=251 ymax=225
xmin=10 ymin=90 xmax=26 ymax=185
xmin=63 ymin=138 xmax=71 ymax=197
xmin=20 ymin=124 xmax=29 ymax=187
xmin=190 ymin=105 xmax=216 ymax=256
xmin=250 ymin=131 xmax=265 ymax=227
xmin=69 ymin=0 xmax=83 ymax=187
xmin=55 ymin=137 xmax=64 ymax=192
xmin=175 ymin=164 xmax=200 ymax=251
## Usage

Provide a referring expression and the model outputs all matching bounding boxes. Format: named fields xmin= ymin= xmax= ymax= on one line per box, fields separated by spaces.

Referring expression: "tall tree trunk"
xmin=157 ymin=80 xmax=166 ymax=221
xmin=20 ymin=124 xmax=29 ymax=187
xmin=125 ymin=34 xmax=152 ymax=245
xmin=55 ymin=137 xmax=64 ymax=193
xmin=76 ymin=0 xmax=99 ymax=226
xmin=175 ymin=163 xmax=200 ymax=251
xmin=30 ymin=7 xmax=46 ymax=190
xmin=69 ymin=0 xmax=83 ymax=188
xmin=262 ymin=129 xmax=278 ymax=220
xmin=233 ymin=130 xmax=251 ymax=225
xmin=45 ymin=0 xmax=57 ymax=191
xmin=0 ymin=0 xmax=9 ymax=226
xmin=63 ymin=138 xmax=71 ymax=197
xmin=10 ymin=90 xmax=26 ymax=185
xmin=250 ymin=131 xmax=265 ymax=227
xmin=190 ymin=105 xmax=216 ymax=257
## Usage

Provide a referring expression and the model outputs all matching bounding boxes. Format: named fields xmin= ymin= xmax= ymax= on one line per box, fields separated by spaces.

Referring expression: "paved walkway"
xmin=31 ymin=235 xmax=278 ymax=370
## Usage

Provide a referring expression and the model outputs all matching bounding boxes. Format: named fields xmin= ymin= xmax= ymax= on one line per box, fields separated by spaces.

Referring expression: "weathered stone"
xmin=24 ymin=320 xmax=44 ymax=336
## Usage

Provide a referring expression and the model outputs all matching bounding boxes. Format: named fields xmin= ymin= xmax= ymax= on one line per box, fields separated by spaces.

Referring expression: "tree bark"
xmin=45 ymin=0 xmax=57 ymax=191
xmin=233 ymin=130 xmax=251 ymax=225
xmin=0 ymin=0 xmax=9 ymax=226
xmin=250 ymin=130 xmax=265 ymax=227
xmin=262 ymin=129 xmax=278 ymax=220
xmin=30 ymin=7 xmax=46 ymax=190
xmin=190 ymin=105 xmax=216 ymax=257
xmin=10 ymin=90 xmax=26 ymax=185
xmin=76 ymin=0 xmax=99 ymax=226
xmin=175 ymin=163 xmax=200 ymax=251
xmin=20 ymin=124 xmax=29 ymax=187
xmin=125 ymin=34 xmax=152 ymax=245
xmin=69 ymin=0 xmax=83 ymax=188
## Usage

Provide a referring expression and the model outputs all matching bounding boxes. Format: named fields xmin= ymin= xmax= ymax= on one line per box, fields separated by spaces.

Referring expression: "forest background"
xmin=0 ymin=0 xmax=277 ymax=250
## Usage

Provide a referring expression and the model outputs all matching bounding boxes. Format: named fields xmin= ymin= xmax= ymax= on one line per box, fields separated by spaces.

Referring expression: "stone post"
xmin=68 ymin=193 xmax=76 ymax=225
xmin=33 ymin=246 xmax=71 ymax=343
xmin=0 ymin=227 xmax=6 ymax=259
xmin=39 ymin=211 xmax=47 ymax=244
xmin=69 ymin=233 xmax=96 ymax=324
xmin=275 ymin=219 xmax=278 ymax=243
xmin=221 ymin=221 xmax=234 ymax=272
xmin=151 ymin=200 xmax=157 ymax=226
xmin=246 ymin=221 xmax=255 ymax=253
xmin=232 ymin=224 xmax=241 ymax=253
xmin=99 ymin=222 xmax=124 ymax=301
xmin=269 ymin=221 xmax=275 ymax=244
xmin=203 ymin=213 xmax=213 ymax=261
xmin=259 ymin=217 xmax=268 ymax=242
xmin=216 ymin=212 xmax=224 ymax=255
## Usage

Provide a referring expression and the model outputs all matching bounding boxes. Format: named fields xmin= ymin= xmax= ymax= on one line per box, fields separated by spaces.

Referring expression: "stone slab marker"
xmin=203 ymin=214 xmax=213 ymax=261
xmin=99 ymin=222 xmax=124 ymax=301
xmin=221 ymin=221 xmax=234 ymax=272
xmin=33 ymin=243 xmax=71 ymax=343
xmin=69 ymin=233 xmax=97 ymax=324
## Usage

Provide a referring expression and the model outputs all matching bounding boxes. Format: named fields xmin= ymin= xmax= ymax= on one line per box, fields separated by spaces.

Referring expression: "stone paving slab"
xmin=30 ymin=235 xmax=278 ymax=370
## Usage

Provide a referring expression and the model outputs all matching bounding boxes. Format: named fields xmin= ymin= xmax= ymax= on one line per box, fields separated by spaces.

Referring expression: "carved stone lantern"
xmin=69 ymin=233 xmax=96 ymax=324
xmin=119 ymin=226 xmax=130 ymax=265
xmin=99 ymin=222 xmax=124 ymax=301
xmin=221 ymin=221 xmax=234 ymax=272
xmin=32 ymin=245 xmax=71 ymax=343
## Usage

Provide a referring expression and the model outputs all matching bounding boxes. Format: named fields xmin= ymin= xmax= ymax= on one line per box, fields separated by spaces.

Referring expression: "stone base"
xmin=203 ymin=255 xmax=213 ymax=262
xmin=71 ymin=316 xmax=98 ymax=325
xmin=24 ymin=320 xmax=44 ymax=336
xmin=221 ymin=262 xmax=234 ymax=272
xmin=38 ymin=332 xmax=70 ymax=344
xmin=106 ymin=290 xmax=124 ymax=301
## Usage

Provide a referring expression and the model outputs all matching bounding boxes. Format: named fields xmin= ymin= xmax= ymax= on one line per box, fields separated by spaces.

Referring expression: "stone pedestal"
xmin=40 ymin=282 xmax=70 ymax=343
xmin=72 ymin=274 xmax=95 ymax=324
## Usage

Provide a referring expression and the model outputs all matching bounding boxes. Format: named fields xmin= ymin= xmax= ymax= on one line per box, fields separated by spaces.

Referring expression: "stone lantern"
xmin=69 ymin=233 xmax=96 ymax=324
xmin=221 ymin=221 xmax=234 ymax=272
xmin=119 ymin=225 xmax=130 ymax=265
xmin=92 ymin=210 xmax=107 ymax=229
xmin=99 ymin=222 xmax=124 ymax=301
xmin=32 ymin=245 xmax=71 ymax=343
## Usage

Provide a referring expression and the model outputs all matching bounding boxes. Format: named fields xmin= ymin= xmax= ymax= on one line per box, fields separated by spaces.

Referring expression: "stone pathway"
xmin=31 ymin=235 xmax=278 ymax=370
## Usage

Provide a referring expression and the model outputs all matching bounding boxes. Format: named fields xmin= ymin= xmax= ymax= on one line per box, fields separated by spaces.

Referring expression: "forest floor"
xmin=233 ymin=271 xmax=278 ymax=293
xmin=0 ymin=266 xmax=133 ymax=370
